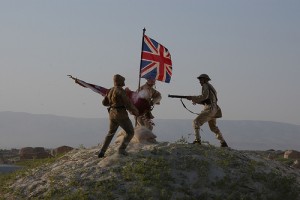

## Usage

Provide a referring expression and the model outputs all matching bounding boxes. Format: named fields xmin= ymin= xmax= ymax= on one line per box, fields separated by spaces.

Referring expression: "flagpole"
xmin=138 ymin=28 xmax=146 ymax=92
xmin=135 ymin=28 xmax=146 ymax=127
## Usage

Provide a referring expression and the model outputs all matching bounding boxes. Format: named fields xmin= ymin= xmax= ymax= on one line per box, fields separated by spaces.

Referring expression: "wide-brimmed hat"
xmin=197 ymin=74 xmax=211 ymax=81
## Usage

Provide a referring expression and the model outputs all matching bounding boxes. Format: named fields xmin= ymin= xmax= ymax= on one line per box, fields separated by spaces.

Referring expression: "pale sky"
xmin=1 ymin=0 xmax=300 ymax=125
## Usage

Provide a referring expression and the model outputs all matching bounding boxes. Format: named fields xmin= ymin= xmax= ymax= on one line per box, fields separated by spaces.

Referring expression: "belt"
xmin=110 ymin=106 xmax=126 ymax=109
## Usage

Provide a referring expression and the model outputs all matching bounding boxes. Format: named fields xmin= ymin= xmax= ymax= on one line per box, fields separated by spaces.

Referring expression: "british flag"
xmin=140 ymin=35 xmax=172 ymax=83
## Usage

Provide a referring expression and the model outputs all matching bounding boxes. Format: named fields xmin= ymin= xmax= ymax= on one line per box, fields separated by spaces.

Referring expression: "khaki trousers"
xmin=193 ymin=105 xmax=225 ymax=142
xmin=101 ymin=118 xmax=134 ymax=153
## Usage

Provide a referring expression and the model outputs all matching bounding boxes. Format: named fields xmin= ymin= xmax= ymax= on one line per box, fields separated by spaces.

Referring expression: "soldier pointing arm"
xmin=98 ymin=74 xmax=139 ymax=158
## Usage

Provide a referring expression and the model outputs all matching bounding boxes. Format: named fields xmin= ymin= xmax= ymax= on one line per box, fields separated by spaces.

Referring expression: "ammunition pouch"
xmin=215 ymin=105 xmax=222 ymax=118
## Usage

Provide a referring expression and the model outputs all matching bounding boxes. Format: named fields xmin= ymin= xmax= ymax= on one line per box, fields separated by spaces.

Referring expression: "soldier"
xmin=187 ymin=74 xmax=228 ymax=147
xmin=136 ymin=78 xmax=162 ymax=131
xmin=98 ymin=74 xmax=139 ymax=158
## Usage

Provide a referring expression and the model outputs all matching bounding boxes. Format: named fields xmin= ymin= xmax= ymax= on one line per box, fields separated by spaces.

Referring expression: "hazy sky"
xmin=1 ymin=0 xmax=299 ymax=125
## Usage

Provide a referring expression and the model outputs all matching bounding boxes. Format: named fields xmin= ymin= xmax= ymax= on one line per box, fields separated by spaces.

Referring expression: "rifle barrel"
xmin=168 ymin=94 xmax=188 ymax=98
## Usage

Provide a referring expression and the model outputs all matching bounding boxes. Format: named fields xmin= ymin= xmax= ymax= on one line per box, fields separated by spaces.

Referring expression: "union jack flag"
xmin=140 ymin=35 xmax=172 ymax=83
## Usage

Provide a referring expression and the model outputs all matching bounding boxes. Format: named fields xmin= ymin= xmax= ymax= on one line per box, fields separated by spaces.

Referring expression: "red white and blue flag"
xmin=68 ymin=75 xmax=109 ymax=96
xmin=68 ymin=75 xmax=151 ymax=115
xmin=140 ymin=35 xmax=172 ymax=83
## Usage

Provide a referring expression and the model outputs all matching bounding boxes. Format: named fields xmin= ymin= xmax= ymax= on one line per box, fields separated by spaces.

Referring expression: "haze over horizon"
xmin=1 ymin=111 xmax=300 ymax=151
xmin=1 ymin=1 xmax=300 ymax=126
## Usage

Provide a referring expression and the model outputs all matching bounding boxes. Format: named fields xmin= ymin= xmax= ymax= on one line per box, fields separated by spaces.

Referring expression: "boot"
xmin=220 ymin=141 xmax=228 ymax=148
xmin=98 ymin=151 xmax=105 ymax=158
xmin=216 ymin=133 xmax=228 ymax=147
xmin=193 ymin=128 xmax=201 ymax=144
xmin=192 ymin=139 xmax=201 ymax=144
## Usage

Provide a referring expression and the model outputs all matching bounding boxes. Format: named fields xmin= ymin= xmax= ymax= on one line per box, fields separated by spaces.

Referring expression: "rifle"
xmin=168 ymin=94 xmax=200 ymax=114
xmin=168 ymin=94 xmax=190 ymax=99
xmin=168 ymin=94 xmax=211 ymax=105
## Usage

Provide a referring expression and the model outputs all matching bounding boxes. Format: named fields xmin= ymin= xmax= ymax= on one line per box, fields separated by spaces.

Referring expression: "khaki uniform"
xmin=136 ymin=83 xmax=162 ymax=130
xmin=191 ymin=82 xmax=225 ymax=143
xmin=100 ymin=75 xmax=138 ymax=155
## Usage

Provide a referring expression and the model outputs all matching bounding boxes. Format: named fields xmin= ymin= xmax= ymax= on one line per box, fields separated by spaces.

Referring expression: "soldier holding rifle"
xmin=169 ymin=74 xmax=228 ymax=147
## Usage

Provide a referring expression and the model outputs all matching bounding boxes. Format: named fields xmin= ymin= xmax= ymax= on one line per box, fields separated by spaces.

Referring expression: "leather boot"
xmin=192 ymin=140 xmax=201 ymax=144
xmin=193 ymin=128 xmax=201 ymax=144
xmin=216 ymin=133 xmax=228 ymax=147
xmin=220 ymin=141 xmax=228 ymax=147
xmin=98 ymin=151 xmax=105 ymax=158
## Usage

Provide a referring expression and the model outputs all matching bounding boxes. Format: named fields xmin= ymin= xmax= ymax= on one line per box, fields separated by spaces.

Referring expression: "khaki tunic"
xmin=191 ymin=83 xmax=221 ymax=119
xmin=103 ymin=86 xmax=138 ymax=119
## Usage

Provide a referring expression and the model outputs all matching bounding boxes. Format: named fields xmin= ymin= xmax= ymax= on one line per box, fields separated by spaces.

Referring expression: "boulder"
xmin=34 ymin=147 xmax=50 ymax=159
xmin=19 ymin=147 xmax=35 ymax=160
xmin=284 ymin=150 xmax=300 ymax=159
xmin=115 ymin=126 xmax=157 ymax=144
xmin=19 ymin=147 xmax=50 ymax=160
xmin=51 ymin=146 xmax=74 ymax=157
xmin=292 ymin=160 xmax=300 ymax=169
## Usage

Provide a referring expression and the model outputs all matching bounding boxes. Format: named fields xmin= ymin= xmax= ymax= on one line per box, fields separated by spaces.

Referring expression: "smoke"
xmin=115 ymin=126 xmax=157 ymax=144
xmin=138 ymin=89 xmax=150 ymax=99
xmin=131 ymin=89 xmax=150 ymax=103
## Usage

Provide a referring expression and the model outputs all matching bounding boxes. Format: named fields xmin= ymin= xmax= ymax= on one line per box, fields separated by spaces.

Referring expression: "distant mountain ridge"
xmin=0 ymin=111 xmax=299 ymax=150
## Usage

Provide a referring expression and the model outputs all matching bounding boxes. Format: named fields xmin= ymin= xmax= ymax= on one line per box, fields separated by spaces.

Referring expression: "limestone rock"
xmin=115 ymin=126 xmax=157 ymax=144
xmin=284 ymin=150 xmax=300 ymax=159
xmin=292 ymin=160 xmax=300 ymax=169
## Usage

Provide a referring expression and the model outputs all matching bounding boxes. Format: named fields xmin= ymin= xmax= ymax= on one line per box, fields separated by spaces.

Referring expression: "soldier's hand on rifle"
xmin=186 ymin=96 xmax=193 ymax=101
xmin=186 ymin=96 xmax=197 ymax=105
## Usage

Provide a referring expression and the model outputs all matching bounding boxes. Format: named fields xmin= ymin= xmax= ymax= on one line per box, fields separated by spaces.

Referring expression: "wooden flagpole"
xmin=135 ymin=28 xmax=146 ymax=126
xmin=138 ymin=28 xmax=146 ymax=92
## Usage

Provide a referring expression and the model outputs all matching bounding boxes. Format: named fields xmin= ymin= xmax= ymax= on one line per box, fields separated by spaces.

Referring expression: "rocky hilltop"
xmin=2 ymin=142 xmax=300 ymax=200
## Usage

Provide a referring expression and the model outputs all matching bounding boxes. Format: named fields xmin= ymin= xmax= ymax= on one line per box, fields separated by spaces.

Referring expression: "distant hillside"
xmin=0 ymin=111 xmax=107 ymax=149
xmin=1 ymin=143 xmax=300 ymax=199
xmin=0 ymin=111 xmax=300 ymax=150
xmin=156 ymin=119 xmax=300 ymax=151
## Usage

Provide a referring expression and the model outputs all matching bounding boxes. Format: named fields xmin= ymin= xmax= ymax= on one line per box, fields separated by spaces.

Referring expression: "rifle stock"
xmin=168 ymin=94 xmax=189 ymax=99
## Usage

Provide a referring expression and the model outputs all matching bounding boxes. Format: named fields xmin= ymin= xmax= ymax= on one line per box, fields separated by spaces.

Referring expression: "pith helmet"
xmin=113 ymin=74 xmax=125 ymax=86
xmin=197 ymin=74 xmax=211 ymax=81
